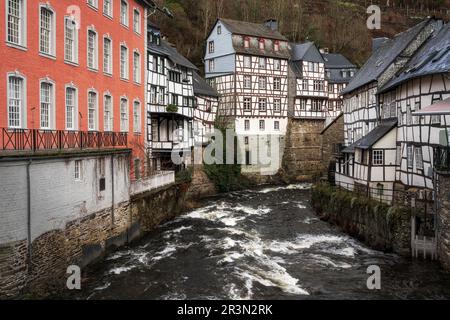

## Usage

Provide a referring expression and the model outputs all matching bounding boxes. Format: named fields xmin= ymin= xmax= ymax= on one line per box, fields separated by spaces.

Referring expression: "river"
xmin=63 ymin=184 xmax=450 ymax=300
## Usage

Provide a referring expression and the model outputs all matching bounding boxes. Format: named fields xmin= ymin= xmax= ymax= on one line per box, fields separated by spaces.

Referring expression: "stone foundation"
xmin=436 ymin=173 xmax=450 ymax=269
xmin=281 ymin=118 xmax=326 ymax=182
xmin=0 ymin=183 xmax=189 ymax=298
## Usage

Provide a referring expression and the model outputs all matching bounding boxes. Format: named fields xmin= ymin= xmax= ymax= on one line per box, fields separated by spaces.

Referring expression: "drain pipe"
xmin=26 ymin=159 xmax=32 ymax=269
xmin=111 ymin=154 xmax=115 ymax=227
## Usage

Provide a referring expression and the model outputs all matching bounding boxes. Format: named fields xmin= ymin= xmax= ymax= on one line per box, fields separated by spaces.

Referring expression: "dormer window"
xmin=244 ymin=37 xmax=250 ymax=48
xmin=259 ymin=39 xmax=265 ymax=50
xmin=274 ymin=41 xmax=280 ymax=52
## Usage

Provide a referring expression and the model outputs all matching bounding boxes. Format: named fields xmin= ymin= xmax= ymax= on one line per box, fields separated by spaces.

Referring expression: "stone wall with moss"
xmin=0 ymin=182 xmax=189 ymax=298
xmin=311 ymin=183 xmax=412 ymax=256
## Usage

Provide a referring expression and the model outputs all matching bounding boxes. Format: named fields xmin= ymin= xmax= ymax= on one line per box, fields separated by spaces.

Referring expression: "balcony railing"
xmin=1 ymin=128 xmax=128 ymax=153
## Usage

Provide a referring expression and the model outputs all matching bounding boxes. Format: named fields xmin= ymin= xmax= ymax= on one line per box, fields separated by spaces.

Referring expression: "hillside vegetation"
xmin=150 ymin=0 xmax=450 ymax=70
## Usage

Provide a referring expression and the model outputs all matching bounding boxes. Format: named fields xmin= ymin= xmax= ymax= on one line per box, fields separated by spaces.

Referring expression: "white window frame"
xmin=87 ymin=89 xmax=98 ymax=131
xmin=87 ymin=27 xmax=98 ymax=70
xmin=133 ymin=8 xmax=141 ymax=34
xmin=6 ymin=71 xmax=27 ymax=129
xmin=274 ymin=99 xmax=281 ymax=112
xmin=258 ymin=98 xmax=266 ymax=111
xmin=103 ymin=0 xmax=113 ymax=18
xmin=65 ymin=83 xmax=78 ymax=130
xmin=244 ymin=120 xmax=250 ymax=131
xmin=39 ymin=4 xmax=56 ymax=57
xmin=209 ymin=41 xmax=214 ymax=54
xmin=258 ymin=76 xmax=267 ymax=90
xmin=74 ymin=160 xmax=82 ymax=181
xmin=407 ymin=145 xmax=414 ymax=168
xmin=243 ymin=75 xmax=251 ymax=89
xmin=415 ymin=146 xmax=424 ymax=170
xmin=120 ymin=44 xmax=129 ymax=80
xmin=103 ymin=35 xmax=113 ymax=75
xmin=64 ymin=16 xmax=78 ymax=64
xmin=87 ymin=0 xmax=98 ymax=9
xmin=274 ymin=77 xmax=281 ymax=91
xmin=133 ymin=49 xmax=141 ymax=84
xmin=259 ymin=120 xmax=265 ymax=131
xmin=243 ymin=97 xmax=251 ymax=111
xmin=103 ymin=92 xmax=113 ymax=132
xmin=274 ymin=121 xmax=280 ymax=131
xmin=120 ymin=96 xmax=129 ymax=132
xmin=6 ymin=0 xmax=27 ymax=49
xmin=274 ymin=59 xmax=281 ymax=71
xmin=259 ymin=57 xmax=266 ymax=69
xmin=372 ymin=150 xmax=383 ymax=166
xmin=243 ymin=56 xmax=251 ymax=68
xmin=120 ymin=0 xmax=129 ymax=27
xmin=209 ymin=59 xmax=215 ymax=72
xmin=133 ymin=99 xmax=141 ymax=133
xmin=39 ymin=78 xmax=55 ymax=130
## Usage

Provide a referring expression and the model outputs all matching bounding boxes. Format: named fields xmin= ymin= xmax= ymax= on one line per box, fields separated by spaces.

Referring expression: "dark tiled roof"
xmin=289 ymin=61 xmax=303 ymax=77
xmin=193 ymin=72 xmax=219 ymax=97
xmin=353 ymin=119 xmax=397 ymax=150
xmin=290 ymin=42 xmax=325 ymax=63
xmin=380 ymin=22 xmax=449 ymax=93
xmin=149 ymin=39 xmax=197 ymax=70
xmin=220 ymin=18 xmax=287 ymax=41
xmin=342 ymin=19 xmax=432 ymax=95
xmin=322 ymin=53 xmax=355 ymax=69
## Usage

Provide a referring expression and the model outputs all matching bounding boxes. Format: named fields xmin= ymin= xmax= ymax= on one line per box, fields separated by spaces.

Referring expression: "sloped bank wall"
xmin=311 ymin=184 xmax=411 ymax=256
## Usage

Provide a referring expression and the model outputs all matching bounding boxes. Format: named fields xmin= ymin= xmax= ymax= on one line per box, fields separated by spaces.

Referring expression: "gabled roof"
xmin=380 ymin=22 xmax=448 ymax=93
xmin=149 ymin=39 xmax=198 ymax=70
xmin=353 ymin=119 xmax=397 ymax=150
xmin=290 ymin=42 xmax=325 ymax=63
xmin=342 ymin=18 xmax=432 ymax=95
xmin=219 ymin=18 xmax=287 ymax=41
xmin=193 ymin=72 xmax=219 ymax=97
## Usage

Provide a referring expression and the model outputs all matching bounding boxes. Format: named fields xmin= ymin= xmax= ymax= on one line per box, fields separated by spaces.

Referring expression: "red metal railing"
xmin=1 ymin=128 xmax=128 ymax=152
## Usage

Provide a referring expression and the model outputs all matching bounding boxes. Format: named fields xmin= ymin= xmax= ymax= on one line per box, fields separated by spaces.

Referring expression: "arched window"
xmin=65 ymin=83 xmax=78 ymax=130
xmin=104 ymin=92 xmax=113 ymax=132
xmin=39 ymin=3 xmax=56 ymax=56
xmin=120 ymin=96 xmax=129 ymax=132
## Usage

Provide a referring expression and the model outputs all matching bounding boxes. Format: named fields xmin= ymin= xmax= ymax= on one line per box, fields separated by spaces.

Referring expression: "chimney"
xmin=320 ymin=48 xmax=329 ymax=54
xmin=372 ymin=37 xmax=389 ymax=52
xmin=264 ymin=19 xmax=278 ymax=31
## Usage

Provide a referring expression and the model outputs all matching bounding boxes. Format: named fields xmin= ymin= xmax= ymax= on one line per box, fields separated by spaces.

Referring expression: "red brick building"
xmin=0 ymin=0 xmax=149 ymax=179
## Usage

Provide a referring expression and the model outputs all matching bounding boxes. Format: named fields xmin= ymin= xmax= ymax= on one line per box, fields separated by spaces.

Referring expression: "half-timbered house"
xmin=377 ymin=21 xmax=450 ymax=196
xmin=290 ymin=42 xmax=330 ymax=119
xmin=193 ymin=72 xmax=220 ymax=146
xmin=147 ymin=23 xmax=197 ymax=171
xmin=336 ymin=18 xmax=441 ymax=192
xmin=204 ymin=18 xmax=290 ymax=172
xmin=322 ymin=52 xmax=358 ymax=125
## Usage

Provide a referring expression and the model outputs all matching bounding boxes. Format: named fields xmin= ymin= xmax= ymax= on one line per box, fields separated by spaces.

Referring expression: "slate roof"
xmin=322 ymin=53 xmax=355 ymax=69
xmin=219 ymin=18 xmax=287 ymax=41
xmin=289 ymin=42 xmax=325 ymax=77
xmin=193 ymin=72 xmax=219 ymax=97
xmin=353 ymin=119 xmax=397 ymax=150
xmin=148 ymin=39 xmax=198 ymax=70
xmin=322 ymin=53 xmax=358 ymax=84
xmin=341 ymin=18 xmax=432 ymax=95
xmin=380 ymin=22 xmax=449 ymax=93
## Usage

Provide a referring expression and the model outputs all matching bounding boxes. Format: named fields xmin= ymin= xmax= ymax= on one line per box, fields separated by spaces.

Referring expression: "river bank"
xmin=55 ymin=184 xmax=450 ymax=300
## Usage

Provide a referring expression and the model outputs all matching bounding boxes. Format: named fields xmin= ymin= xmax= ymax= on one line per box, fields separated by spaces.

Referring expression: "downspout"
xmin=26 ymin=159 xmax=32 ymax=270
xmin=111 ymin=154 xmax=115 ymax=227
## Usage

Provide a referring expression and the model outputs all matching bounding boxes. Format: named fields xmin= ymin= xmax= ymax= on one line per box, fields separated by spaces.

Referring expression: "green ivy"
xmin=166 ymin=104 xmax=179 ymax=113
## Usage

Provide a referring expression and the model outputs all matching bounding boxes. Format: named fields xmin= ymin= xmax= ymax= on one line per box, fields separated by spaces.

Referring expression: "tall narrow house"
xmin=204 ymin=18 xmax=290 ymax=172
xmin=147 ymin=23 xmax=197 ymax=172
